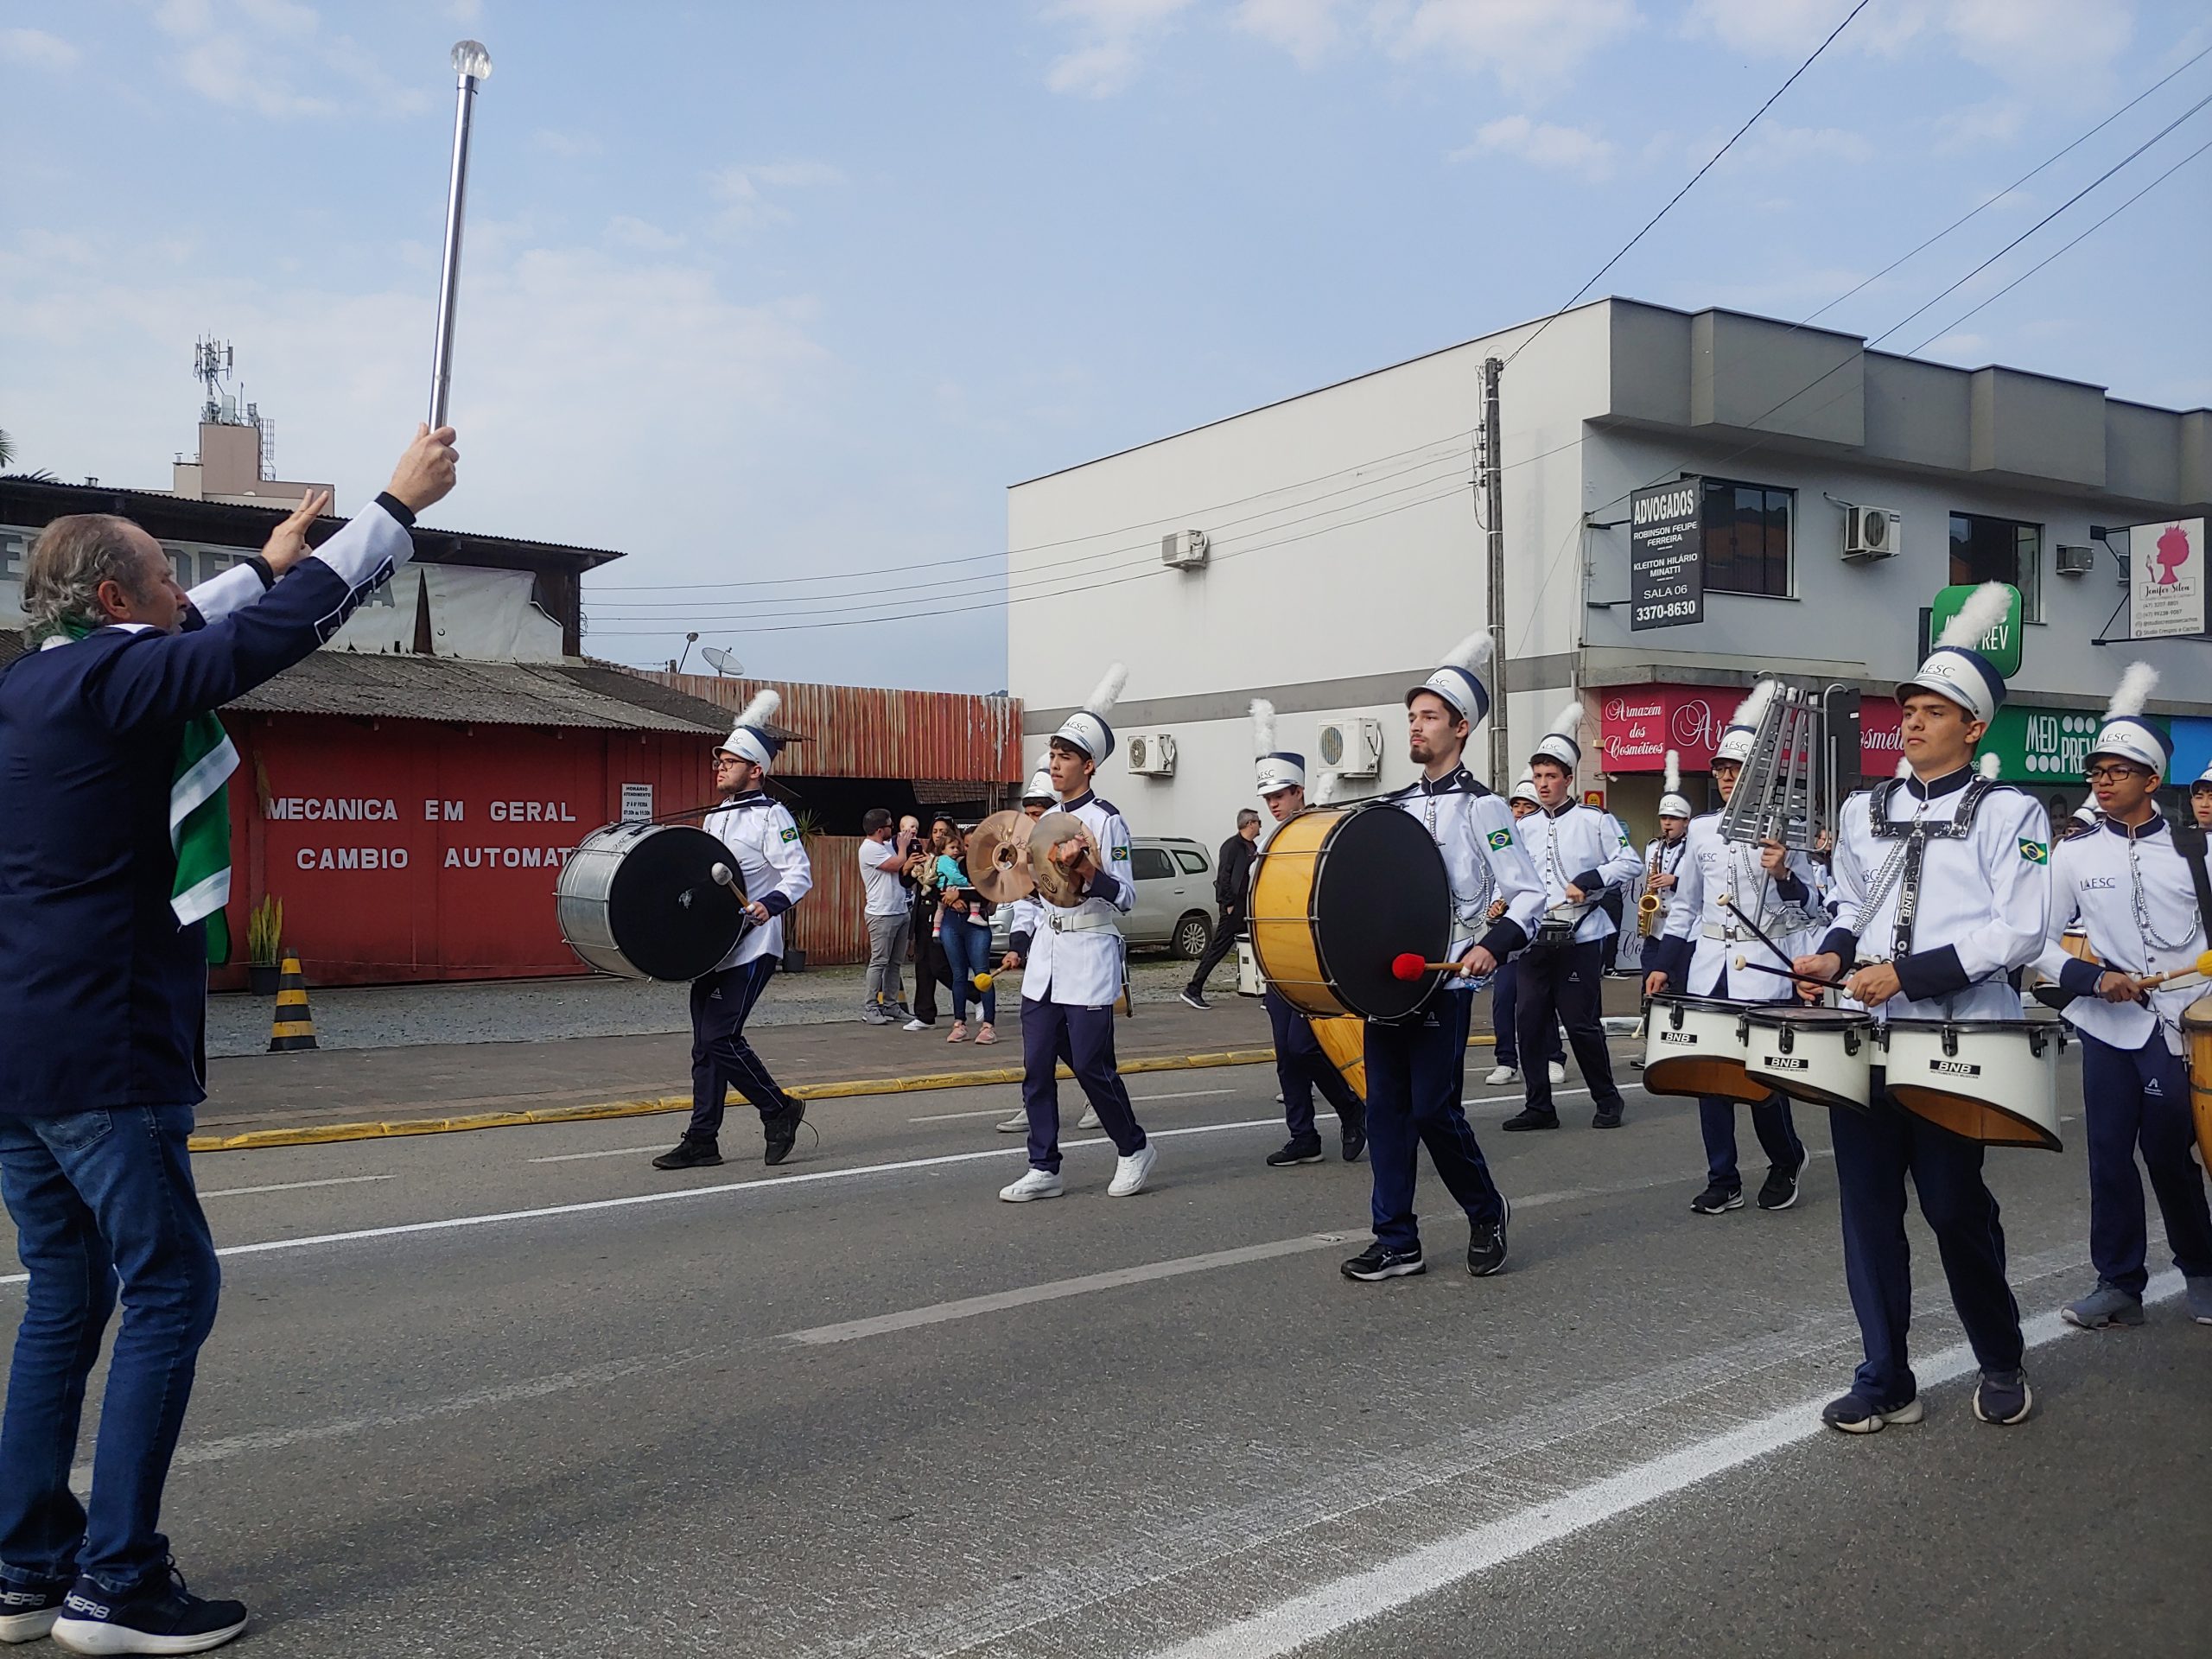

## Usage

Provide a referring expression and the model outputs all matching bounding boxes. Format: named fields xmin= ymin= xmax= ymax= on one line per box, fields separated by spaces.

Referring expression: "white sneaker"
xmin=1108 ymin=1141 xmax=1158 ymax=1197
xmin=996 ymin=1109 xmax=1029 ymax=1133
xmin=1076 ymin=1105 xmax=1101 ymax=1129
xmin=1484 ymin=1064 xmax=1520 ymax=1086
xmin=902 ymin=1018 xmax=930 ymax=1032
xmin=999 ymin=1167 xmax=1064 ymax=1202
xmin=1548 ymin=1061 xmax=1567 ymax=1084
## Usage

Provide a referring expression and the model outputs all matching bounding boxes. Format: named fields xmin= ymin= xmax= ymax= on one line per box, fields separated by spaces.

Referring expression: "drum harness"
xmin=2120 ymin=819 xmax=2212 ymax=1046
xmin=1846 ymin=775 xmax=2001 ymax=1002
xmin=1416 ymin=783 xmax=1497 ymax=952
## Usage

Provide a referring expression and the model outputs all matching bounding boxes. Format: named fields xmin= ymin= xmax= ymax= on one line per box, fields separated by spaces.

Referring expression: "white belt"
xmin=1701 ymin=923 xmax=1751 ymax=942
xmin=1046 ymin=910 xmax=1118 ymax=934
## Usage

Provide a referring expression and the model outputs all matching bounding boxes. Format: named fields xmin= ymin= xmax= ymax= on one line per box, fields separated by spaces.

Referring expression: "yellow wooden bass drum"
xmin=1310 ymin=1015 xmax=1368 ymax=1102
xmin=1247 ymin=802 xmax=1452 ymax=1023
xmin=2184 ymin=990 xmax=2212 ymax=1173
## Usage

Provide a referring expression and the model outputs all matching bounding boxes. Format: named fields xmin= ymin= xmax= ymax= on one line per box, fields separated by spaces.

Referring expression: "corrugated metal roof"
xmin=224 ymin=651 xmax=729 ymax=731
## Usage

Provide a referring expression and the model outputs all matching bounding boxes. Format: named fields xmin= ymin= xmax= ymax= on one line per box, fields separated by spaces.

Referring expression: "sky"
xmin=3 ymin=0 xmax=2208 ymax=692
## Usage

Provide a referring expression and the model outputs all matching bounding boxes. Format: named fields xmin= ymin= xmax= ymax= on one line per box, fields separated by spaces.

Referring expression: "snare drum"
xmin=556 ymin=821 xmax=747 ymax=982
xmin=1880 ymin=1019 xmax=2064 ymax=1151
xmin=1248 ymin=803 xmax=1451 ymax=1022
xmin=1309 ymin=1014 xmax=1368 ymax=1103
xmin=1236 ymin=940 xmax=1266 ymax=998
xmin=1641 ymin=995 xmax=1765 ymax=1104
xmin=1742 ymin=1007 xmax=1873 ymax=1111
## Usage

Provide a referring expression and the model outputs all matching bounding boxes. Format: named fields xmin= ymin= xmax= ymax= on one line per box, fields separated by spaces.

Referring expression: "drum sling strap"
xmin=2175 ymin=823 xmax=2212 ymax=942
xmin=1867 ymin=775 xmax=1999 ymax=962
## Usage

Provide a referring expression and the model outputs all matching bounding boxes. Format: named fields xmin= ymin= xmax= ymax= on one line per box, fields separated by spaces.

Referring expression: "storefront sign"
xmin=1628 ymin=480 xmax=1704 ymax=632
xmin=1601 ymin=684 xmax=1903 ymax=779
xmin=2129 ymin=518 xmax=2207 ymax=639
xmin=621 ymin=782 xmax=655 ymax=823
xmin=1928 ymin=582 xmax=2023 ymax=675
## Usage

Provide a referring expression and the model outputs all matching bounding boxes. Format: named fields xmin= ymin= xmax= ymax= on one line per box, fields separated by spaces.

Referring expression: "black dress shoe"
xmin=652 ymin=1137 xmax=722 ymax=1171
xmin=1499 ymin=1109 xmax=1560 ymax=1132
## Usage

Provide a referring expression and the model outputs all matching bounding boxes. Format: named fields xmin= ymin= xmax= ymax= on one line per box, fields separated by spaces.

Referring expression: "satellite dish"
xmin=701 ymin=646 xmax=744 ymax=677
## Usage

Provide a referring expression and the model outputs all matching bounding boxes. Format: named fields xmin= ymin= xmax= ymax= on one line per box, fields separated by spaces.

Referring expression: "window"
xmin=1698 ymin=478 xmax=1792 ymax=597
xmin=1129 ymin=847 xmax=1175 ymax=880
xmin=1948 ymin=512 xmax=2042 ymax=622
xmin=1173 ymin=848 xmax=1209 ymax=875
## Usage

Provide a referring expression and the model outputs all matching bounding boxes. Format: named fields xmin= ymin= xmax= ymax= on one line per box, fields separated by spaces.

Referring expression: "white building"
xmin=1006 ymin=297 xmax=2212 ymax=846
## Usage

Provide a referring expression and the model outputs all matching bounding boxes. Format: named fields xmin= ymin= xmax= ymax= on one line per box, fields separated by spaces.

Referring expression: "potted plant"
xmin=779 ymin=807 xmax=823 ymax=973
xmin=246 ymin=894 xmax=284 ymax=995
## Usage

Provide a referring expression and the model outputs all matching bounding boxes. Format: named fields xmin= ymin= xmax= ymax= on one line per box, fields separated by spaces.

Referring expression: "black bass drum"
xmin=556 ymin=821 xmax=747 ymax=981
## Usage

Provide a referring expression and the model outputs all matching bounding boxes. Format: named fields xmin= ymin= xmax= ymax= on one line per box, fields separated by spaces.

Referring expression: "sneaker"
xmin=1107 ymin=1141 xmax=1158 ymax=1197
xmin=0 ymin=1575 xmax=66 ymax=1645
xmin=1757 ymin=1163 xmax=1802 ymax=1211
xmin=1690 ymin=1182 xmax=1745 ymax=1216
xmin=1547 ymin=1060 xmax=1567 ymax=1084
xmin=946 ymin=1021 xmax=968 ymax=1043
xmin=2188 ymin=1276 xmax=2212 ymax=1325
xmin=1591 ymin=1106 xmax=1624 ymax=1129
xmin=1821 ymin=1390 xmax=1923 ymax=1434
xmin=1467 ymin=1192 xmax=1510 ymax=1277
xmin=1076 ymin=1105 xmax=1101 ymax=1130
xmin=1266 ymin=1140 xmax=1325 ymax=1167
xmin=901 ymin=1018 xmax=931 ymax=1032
xmin=652 ymin=1137 xmax=721 ymax=1171
xmin=50 ymin=1567 xmax=247 ymax=1655
xmin=975 ymin=1023 xmax=997 ymax=1046
xmin=2061 ymin=1284 xmax=2145 ymax=1330
xmin=1179 ymin=989 xmax=1211 ymax=1011
xmin=763 ymin=1097 xmax=805 ymax=1167
xmin=1500 ymin=1109 xmax=1559 ymax=1133
xmin=1973 ymin=1368 xmax=2033 ymax=1426
xmin=995 ymin=1109 xmax=1029 ymax=1133
xmin=998 ymin=1167 xmax=1065 ymax=1202
xmin=863 ymin=1010 xmax=897 ymax=1027
xmin=1340 ymin=1118 xmax=1367 ymax=1162
xmin=1483 ymin=1063 xmax=1521 ymax=1086
xmin=1341 ymin=1242 xmax=1425 ymax=1281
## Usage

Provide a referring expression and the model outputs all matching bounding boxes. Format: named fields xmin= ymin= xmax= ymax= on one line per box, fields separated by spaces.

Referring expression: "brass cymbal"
xmin=967 ymin=810 xmax=1036 ymax=906
xmin=1028 ymin=811 xmax=1098 ymax=908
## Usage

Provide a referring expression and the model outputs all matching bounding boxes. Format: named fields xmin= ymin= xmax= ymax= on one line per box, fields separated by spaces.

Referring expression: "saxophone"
xmin=1637 ymin=841 xmax=1665 ymax=936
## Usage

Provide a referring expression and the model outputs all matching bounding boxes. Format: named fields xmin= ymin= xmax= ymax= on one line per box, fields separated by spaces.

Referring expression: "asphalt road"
xmin=3 ymin=1042 xmax=2208 ymax=1658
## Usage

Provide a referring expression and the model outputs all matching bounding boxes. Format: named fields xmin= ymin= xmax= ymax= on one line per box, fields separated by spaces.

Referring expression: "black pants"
xmin=910 ymin=916 xmax=953 ymax=1023
xmin=1185 ymin=904 xmax=1243 ymax=995
xmin=1514 ymin=938 xmax=1624 ymax=1116
xmin=1266 ymin=988 xmax=1363 ymax=1145
xmin=686 ymin=957 xmax=786 ymax=1141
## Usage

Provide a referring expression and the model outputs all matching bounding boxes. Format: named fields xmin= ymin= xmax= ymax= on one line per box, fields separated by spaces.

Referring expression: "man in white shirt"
xmin=858 ymin=807 xmax=918 ymax=1025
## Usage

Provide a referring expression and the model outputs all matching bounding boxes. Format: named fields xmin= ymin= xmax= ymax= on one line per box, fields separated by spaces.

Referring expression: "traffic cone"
xmin=268 ymin=954 xmax=318 ymax=1052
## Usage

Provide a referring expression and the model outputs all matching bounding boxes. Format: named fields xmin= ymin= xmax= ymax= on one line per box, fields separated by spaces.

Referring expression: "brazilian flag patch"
xmin=1487 ymin=828 xmax=1513 ymax=850
xmin=780 ymin=826 xmax=798 ymax=843
xmin=2019 ymin=838 xmax=2047 ymax=865
xmin=1111 ymin=844 xmax=1129 ymax=861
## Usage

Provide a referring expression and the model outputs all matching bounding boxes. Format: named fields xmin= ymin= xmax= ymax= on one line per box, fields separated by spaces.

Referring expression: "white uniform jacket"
xmin=702 ymin=790 xmax=813 ymax=970
xmin=1384 ymin=767 xmax=1545 ymax=970
xmin=1656 ymin=813 xmax=1819 ymax=1001
xmin=1014 ymin=789 xmax=1132 ymax=1007
xmin=1520 ymin=802 xmax=1642 ymax=945
xmin=1819 ymin=767 xmax=2050 ymax=1023
xmin=2035 ymin=814 xmax=2209 ymax=1054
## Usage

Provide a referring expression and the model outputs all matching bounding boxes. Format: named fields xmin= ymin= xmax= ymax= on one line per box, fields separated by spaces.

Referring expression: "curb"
xmin=186 ymin=1033 xmax=1503 ymax=1154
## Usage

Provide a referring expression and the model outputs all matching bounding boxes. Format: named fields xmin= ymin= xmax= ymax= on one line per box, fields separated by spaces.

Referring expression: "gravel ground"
xmin=206 ymin=954 xmax=1210 ymax=1057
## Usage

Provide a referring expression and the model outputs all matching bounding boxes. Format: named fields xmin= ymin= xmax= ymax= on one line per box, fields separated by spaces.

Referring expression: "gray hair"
xmin=22 ymin=514 xmax=155 ymax=635
xmin=1236 ymin=808 xmax=1262 ymax=830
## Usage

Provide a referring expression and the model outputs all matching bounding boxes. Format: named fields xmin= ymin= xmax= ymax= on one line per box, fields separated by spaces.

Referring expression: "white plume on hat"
xmin=1664 ymin=750 xmax=1681 ymax=797
xmin=1729 ymin=679 xmax=1777 ymax=734
xmin=1250 ymin=698 xmax=1276 ymax=757
xmin=1896 ymin=756 xmax=1913 ymax=779
xmin=1713 ymin=679 xmax=1777 ymax=768
xmin=1084 ymin=663 xmax=1128 ymax=720
xmin=1054 ymin=661 xmax=1128 ymax=761
xmin=2088 ymin=662 xmax=2171 ymax=777
xmin=718 ymin=687 xmax=785 ymax=769
xmin=1937 ymin=581 xmax=2014 ymax=651
xmin=1979 ymin=751 xmax=2000 ymax=780
xmin=2103 ymin=662 xmax=2159 ymax=722
xmin=1443 ymin=629 xmax=1494 ymax=676
xmin=1544 ymin=700 xmax=1583 ymax=742
xmin=1657 ymin=748 xmax=1694 ymax=819
xmin=734 ymin=687 xmax=779 ymax=731
xmin=1313 ymin=771 xmax=1338 ymax=804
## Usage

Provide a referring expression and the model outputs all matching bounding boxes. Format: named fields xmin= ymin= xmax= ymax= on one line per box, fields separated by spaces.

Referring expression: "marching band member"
xmin=1795 ymin=583 xmax=2049 ymax=1432
xmin=2036 ymin=666 xmax=2212 ymax=1330
xmin=1645 ymin=708 xmax=1816 ymax=1216
xmin=655 ymin=689 xmax=815 ymax=1172
xmin=1624 ymin=751 xmax=1694 ymax=975
xmin=1484 ymin=772 xmax=1567 ymax=1087
xmin=1248 ymin=702 xmax=1368 ymax=1167
xmin=1505 ymin=702 xmax=1642 ymax=1132
xmin=999 ymin=665 xmax=1157 ymax=1202
xmin=1341 ymin=632 xmax=1543 ymax=1281
xmin=995 ymin=770 xmax=1102 ymax=1135
xmin=2191 ymin=762 xmax=2212 ymax=830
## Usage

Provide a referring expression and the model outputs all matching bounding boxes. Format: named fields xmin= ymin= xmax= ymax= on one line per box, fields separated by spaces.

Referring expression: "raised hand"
xmin=386 ymin=423 xmax=459 ymax=512
xmin=260 ymin=487 xmax=334 ymax=575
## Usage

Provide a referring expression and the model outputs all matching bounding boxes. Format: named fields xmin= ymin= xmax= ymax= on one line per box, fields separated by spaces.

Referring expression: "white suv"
xmin=991 ymin=836 xmax=1217 ymax=959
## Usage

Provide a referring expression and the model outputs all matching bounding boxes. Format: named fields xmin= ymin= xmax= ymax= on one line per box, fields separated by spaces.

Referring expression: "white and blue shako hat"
xmin=1657 ymin=749 xmax=1693 ymax=820
xmin=2087 ymin=663 xmax=2170 ymax=778
xmin=1250 ymin=698 xmax=1305 ymax=795
xmin=1713 ymin=680 xmax=1777 ymax=767
xmin=1407 ymin=630 xmax=1493 ymax=724
xmin=1054 ymin=663 xmax=1127 ymax=762
xmin=1510 ymin=768 xmax=1540 ymax=808
xmin=1899 ymin=581 xmax=2012 ymax=725
xmin=715 ymin=688 xmax=785 ymax=771
xmin=1020 ymin=768 xmax=1057 ymax=805
xmin=1531 ymin=699 xmax=1586 ymax=771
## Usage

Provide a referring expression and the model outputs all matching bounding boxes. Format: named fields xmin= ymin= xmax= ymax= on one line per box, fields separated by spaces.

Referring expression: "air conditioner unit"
xmin=1160 ymin=529 xmax=1210 ymax=570
xmin=1124 ymin=732 xmax=1178 ymax=777
xmin=1841 ymin=503 xmax=1900 ymax=562
xmin=1317 ymin=717 xmax=1383 ymax=779
xmin=2056 ymin=543 xmax=2095 ymax=577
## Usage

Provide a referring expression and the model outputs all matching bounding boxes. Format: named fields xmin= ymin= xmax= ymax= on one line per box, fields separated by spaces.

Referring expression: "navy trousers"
xmin=1266 ymin=988 xmax=1363 ymax=1147
xmin=1363 ymin=991 xmax=1503 ymax=1251
xmin=1831 ymin=1081 xmax=2024 ymax=1404
xmin=1020 ymin=999 xmax=1146 ymax=1173
xmin=686 ymin=957 xmax=787 ymax=1141
xmin=1514 ymin=938 xmax=1624 ymax=1116
xmin=2078 ymin=1029 xmax=2212 ymax=1297
xmin=1491 ymin=958 xmax=1564 ymax=1070
xmin=1696 ymin=971 xmax=1804 ymax=1189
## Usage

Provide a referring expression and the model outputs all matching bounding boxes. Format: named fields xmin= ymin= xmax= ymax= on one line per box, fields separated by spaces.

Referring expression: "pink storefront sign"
xmin=1599 ymin=685 xmax=1905 ymax=780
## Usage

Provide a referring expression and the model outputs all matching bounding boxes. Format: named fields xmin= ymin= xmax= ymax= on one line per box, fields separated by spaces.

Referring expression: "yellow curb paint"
xmin=185 ymin=1032 xmax=1502 ymax=1154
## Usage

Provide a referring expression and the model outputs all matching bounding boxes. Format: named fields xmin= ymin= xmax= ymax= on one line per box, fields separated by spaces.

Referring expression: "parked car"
xmin=991 ymin=836 xmax=1217 ymax=959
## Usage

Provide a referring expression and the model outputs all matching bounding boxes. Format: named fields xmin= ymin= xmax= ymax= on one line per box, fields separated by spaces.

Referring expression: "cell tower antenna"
xmin=194 ymin=337 xmax=234 ymax=423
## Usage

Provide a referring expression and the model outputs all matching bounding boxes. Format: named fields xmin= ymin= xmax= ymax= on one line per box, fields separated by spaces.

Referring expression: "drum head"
xmin=607 ymin=824 xmax=747 ymax=981
xmin=1313 ymin=804 xmax=1452 ymax=1023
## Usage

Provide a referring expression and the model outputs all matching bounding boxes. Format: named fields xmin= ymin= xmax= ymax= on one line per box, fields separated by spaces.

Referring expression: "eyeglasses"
xmin=2085 ymin=765 xmax=2150 ymax=783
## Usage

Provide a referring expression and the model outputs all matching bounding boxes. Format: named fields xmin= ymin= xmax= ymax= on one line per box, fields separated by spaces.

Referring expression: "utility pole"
xmin=1480 ymin=356 xmax=1509 ymax=791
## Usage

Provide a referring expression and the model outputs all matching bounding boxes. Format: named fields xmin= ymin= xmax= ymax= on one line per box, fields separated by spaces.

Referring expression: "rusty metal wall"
xmin=645 ymin=673 xmax=1022 ymax=784
xmin=784 ymin=833 xmax=868 ymax=967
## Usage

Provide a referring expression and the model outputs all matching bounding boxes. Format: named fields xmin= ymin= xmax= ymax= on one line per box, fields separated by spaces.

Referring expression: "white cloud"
xmin=1452 ymin=114 xmax=1615 ymax=178
xmin=1232 ymin=0 xmax=1348 ymax=67
xmin=0 ymin=27 xmax=80 ymax=69
xmin=708 ymin=161 xmax=846 ymax=230
xmin=1382 ymin=0 xmax=1638 ymax=96
xmin=1943 ymin=0 xmax=2131 ymax=86
xmin=1681 ymin=0 xmax=1926 ymax=58
xmin=234 ymin=0 xmax=319 ymax=38
xmin=150 ymin=0 xmax=429 ymax=118
xmin=1708 ymin=122 xmax=1875 ymax=170
xmin=1041 ymin=0 xmax=1200 ymax=97
xmin=606 ymin=216 xmax=686 ymax=252
xmin=176 ymin=35 xmax=337 ymax=118
xmin=1934 ymin=97 xmax=2026 ymax=151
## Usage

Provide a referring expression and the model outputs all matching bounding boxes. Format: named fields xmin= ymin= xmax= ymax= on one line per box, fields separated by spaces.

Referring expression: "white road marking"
xmin=910 ymin=1087 xmax=1236 ymax=1122
xmin=1465 ymin=1086 xmax=1592 ymax=1104
xmin=529 ymin=1144 xmax=682 ymax=1164
xmin=1141 ymin=1274 xmax=2183 ymax=1659
xmin=196 ymin=1174 xmax=396 ymax=1198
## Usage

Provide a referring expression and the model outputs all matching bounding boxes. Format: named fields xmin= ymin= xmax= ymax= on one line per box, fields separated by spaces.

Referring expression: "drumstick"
xmin=1731 ymin=955 xmax=1850 ymax=991
xmin=710 ymin=863 xmax=737 ymax=888
xmin=1720 ymin=898 xmax=1801 ymax=974
xmin=1391 ymin=953 xmax=1453 ymax=980
xmin=2031 ymin=949 xmax=2212 ymax=1010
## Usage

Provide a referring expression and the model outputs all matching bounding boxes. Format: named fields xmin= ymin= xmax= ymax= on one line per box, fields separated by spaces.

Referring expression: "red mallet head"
xmin=1390 ymin=952 xmax=1427 ymax=982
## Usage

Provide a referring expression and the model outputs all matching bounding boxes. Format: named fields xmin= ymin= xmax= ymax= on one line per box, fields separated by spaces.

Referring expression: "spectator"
xmin=858 ymin=808 xmax=917 ymax=1025
xmin=933 ymin=827 xmax=998 ymax=1044
xmin=1179 ymin=808 xmax=1262 ymax=1011
xmin=903 ymin=815 xmax=958 ymax=1032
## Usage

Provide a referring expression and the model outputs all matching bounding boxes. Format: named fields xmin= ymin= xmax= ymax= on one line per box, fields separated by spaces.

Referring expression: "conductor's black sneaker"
xmin=763 ymin=1097 xmax=806 ymax=1166
xmin=1499 ymin=1109 xmax=1559 ymax=1132
xmin=1690 ymin=1182 xmax=1745 ymax=1215
xmin=1467 ymin=1193 xmax=1511 ymax=1277
xmin=50 ymin=1567 xmax=248 ymax=1655
xmin=1973 ymin=1369 xmax=2033 ymax=1426
xmin=1266 ymin=1140 xmax=1325 ymax=1167
xmin=0 ymin=1573 xmax=66 ymax=1644
xmin=1757 ymin=1163 xmax=1802 ymax=1211
xmin=1341 ymin=1243 xmax=1425 ymax=1281
xmin=1821 ymin=1390 xmax=1923 ymax=1434
xmin=652 ymin=1137 xmax=721 ymax=1171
